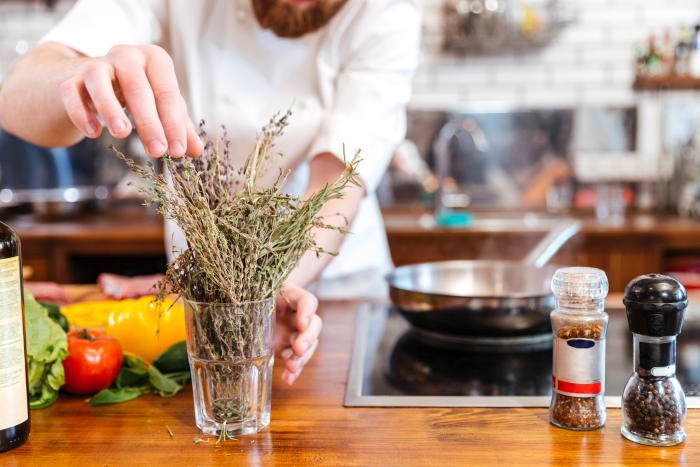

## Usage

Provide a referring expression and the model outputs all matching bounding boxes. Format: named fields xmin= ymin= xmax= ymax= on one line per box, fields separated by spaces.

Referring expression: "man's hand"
xmin=58 ymin=44 xmax=203 ymax=157
xmin=274 ymin=283 xmax=322 ymax=385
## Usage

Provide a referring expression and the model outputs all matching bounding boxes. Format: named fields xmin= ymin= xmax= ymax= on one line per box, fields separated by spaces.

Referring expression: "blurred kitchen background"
xmin=2 ymin=0 xmax=700 ymax=292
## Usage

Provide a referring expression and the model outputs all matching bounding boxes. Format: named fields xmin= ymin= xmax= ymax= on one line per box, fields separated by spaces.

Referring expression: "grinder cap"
xmin=623 ymin=274 xmax=687 ymax=337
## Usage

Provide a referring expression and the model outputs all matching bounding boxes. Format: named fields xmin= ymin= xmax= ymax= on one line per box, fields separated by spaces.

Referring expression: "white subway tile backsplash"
xmin=580 ymin=87 xmax=637 ymax=107
xmin=461 ymin=87 xmax=523 ymax=105
xmin=433 ymin=65 xmax=494 ymax=87
xmin=607 ymin=25 xmax=652 ymax=45
xmin=520 ymin=86 xmax=583 ymax=109
xmin=579 ymin=47 xmax=634 ymax=65
xmin=414 ymin=0 xmax=700 ymax=109
xmin=578 ymin=6 xmax=642 ymax=24
xmin=2 ymin=0 xmax=699 ymax=112
xmin=640 ymin=7 xmax=700 ymax=27
xmin=609 ymin=66 xmax=635 ymax=86
xmin=494 ymin=65 xmax=552 ymax=86
xmin=555 ymin=25 xmax=609 ymax=46
xmin=553 ymin=66 xmax=608 ymax=85
xmin=534 ymin=45 xmax=582 ymax=65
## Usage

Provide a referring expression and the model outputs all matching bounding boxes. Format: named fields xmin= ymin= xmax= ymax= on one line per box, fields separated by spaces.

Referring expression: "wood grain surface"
xmin=3 ymin=290 xmax=700 ymax=465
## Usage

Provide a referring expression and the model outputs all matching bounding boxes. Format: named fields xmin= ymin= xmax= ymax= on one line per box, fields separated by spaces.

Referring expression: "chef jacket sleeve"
xmin=40 ymin=0 xmax=162 ymax=57
xmin=308 ymin=0 xmax=421 ymax=193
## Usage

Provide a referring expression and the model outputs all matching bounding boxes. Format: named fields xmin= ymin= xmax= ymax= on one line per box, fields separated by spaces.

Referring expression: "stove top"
xmin=344 ymin=303 xmax=700 ymax=408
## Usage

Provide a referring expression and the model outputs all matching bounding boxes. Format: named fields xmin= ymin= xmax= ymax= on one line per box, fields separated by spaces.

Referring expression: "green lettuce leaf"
xmin=24 ymin=291 xmax=68 ymax=409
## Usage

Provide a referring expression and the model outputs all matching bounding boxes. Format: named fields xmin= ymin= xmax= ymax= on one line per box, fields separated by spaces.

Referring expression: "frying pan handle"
xmin=521 ymin=220 xmax=581 ymax=268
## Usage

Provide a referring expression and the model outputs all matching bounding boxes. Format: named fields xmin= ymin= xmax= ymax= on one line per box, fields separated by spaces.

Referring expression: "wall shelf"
xmin=633 ymin=75 xmax=700 ymax=91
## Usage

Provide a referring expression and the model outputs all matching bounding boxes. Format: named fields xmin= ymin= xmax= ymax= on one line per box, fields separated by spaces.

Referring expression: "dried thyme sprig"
xmin=114 ymin=111 xmax=361 ymax=304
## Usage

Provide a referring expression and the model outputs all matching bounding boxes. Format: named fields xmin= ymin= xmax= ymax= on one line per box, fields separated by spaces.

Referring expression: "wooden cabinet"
xmin=6 ymin=206 xmax=700 ymax=292
xmin=384 ymin=211 xmax=700 ymax=292
xmin=5 ymin=205 xmax=166 ymax=283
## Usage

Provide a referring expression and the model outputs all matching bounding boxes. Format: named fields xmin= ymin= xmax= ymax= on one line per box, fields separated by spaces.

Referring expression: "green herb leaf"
xmin=114 ymin=355 xmax=150 ymax=388
xmin=89 ymin=353 xmax=186 ymax=406
xmin=89 ymin=387 xmax=143 ymax=406
xmin=147 ymin=364 xmax=182 ymax=397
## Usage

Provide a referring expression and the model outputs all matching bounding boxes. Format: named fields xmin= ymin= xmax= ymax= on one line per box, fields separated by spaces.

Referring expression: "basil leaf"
xmin=89 ymin=387 xmax=143 ymax=406
xmin=115 ymin=355 xmax=149 ymax=388
xmin=147 ymin=365 xmax=182 ymax=397
xmin=164 ymin=371 xmax=191 ymax=386
xmin=90 ymin=353 xmax=186 ymax=406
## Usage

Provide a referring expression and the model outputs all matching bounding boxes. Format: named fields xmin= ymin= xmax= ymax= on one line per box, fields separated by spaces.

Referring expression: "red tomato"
xmin=62 ymin=329 xmax=123 ymax=395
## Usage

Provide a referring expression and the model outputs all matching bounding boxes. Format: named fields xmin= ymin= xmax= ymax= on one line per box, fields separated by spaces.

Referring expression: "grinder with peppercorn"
xmin=621 ymin=274 xmax=688 ymax=446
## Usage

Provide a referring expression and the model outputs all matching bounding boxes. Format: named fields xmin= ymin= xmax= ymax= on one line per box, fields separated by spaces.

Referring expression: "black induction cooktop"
xmin=344 ymin=303 xmax=700 ymax=408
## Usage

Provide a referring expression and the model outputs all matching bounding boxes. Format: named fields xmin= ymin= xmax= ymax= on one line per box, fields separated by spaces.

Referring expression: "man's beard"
xmin=252 ymin=0 xmax=347 ymax=39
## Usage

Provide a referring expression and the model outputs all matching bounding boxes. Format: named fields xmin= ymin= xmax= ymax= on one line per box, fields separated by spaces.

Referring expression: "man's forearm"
xmin=286 ymin=183 xmax=364 ymax=287
xmin=286 ymin=152 xmax=365 ymax=287
xmin=0 ymin=42 xmax=87 ymax=147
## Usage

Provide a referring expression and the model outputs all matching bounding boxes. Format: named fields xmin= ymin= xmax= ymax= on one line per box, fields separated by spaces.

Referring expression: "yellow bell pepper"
xmin=105 ymin=296 xmax=186 ymax=363
xmin=61 ymin=296 xmax=186 ymax=362
xmin=61 ymin=299 xmax=123 ymax=329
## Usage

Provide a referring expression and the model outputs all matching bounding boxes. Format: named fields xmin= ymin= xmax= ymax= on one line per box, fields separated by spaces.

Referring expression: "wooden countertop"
xmin=5 ymin=288 xmax=700 ymax=465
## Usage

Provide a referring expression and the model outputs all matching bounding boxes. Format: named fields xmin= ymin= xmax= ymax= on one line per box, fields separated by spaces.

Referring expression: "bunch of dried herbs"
xmin=115 ymin=111 xmax=360 ymax=304
xmin=114 ymin=112 xmax=359 ymax=432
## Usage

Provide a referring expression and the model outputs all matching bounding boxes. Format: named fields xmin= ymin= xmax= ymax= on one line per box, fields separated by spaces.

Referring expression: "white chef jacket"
xmin=41 ymin=0 xmax=421 ymax=290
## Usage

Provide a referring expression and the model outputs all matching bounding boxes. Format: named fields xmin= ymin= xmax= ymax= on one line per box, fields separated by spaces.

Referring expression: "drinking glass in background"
xmin=595 ymin=182 xmax=625 ymax=226
xmin=546 ymin=179 xmax=574 ymax=214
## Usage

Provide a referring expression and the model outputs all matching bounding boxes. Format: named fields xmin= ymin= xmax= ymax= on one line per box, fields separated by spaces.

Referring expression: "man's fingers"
xmin=284 ymin=339 xmax=318 ymax=374
xmin=144 ymin=46 xmax=187 ymax=157
xmin=185 ymin=108 xmax=204 ymax=157
xmin=113 ymin=62 xmax=167 ymax=157
xmin=82 ymin=61 xmax=131 ymax=138
xmin=59 ymin=77 xmax=102 ymax=138
xmin=280 ymin=283 xmax=319 ymax=332
xmin=293 ymin=314 xmax=321 ymax=357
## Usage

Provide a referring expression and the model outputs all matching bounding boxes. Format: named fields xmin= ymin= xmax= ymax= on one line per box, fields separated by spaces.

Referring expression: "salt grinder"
xmin=621 ymin=274 xmax=688 ymax=446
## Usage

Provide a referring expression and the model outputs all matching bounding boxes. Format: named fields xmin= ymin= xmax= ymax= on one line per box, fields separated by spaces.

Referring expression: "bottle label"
xmin=552 ymin=337 xmax=605 ymax=397
xmin=0 ymin=256 xmax=28 ymax=431
xmin=639 ymin=341 xmax=675 ymax=376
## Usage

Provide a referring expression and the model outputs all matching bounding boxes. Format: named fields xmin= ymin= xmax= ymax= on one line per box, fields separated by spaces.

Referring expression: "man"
xmin=0 ymin=0 xmax=420 ymax=383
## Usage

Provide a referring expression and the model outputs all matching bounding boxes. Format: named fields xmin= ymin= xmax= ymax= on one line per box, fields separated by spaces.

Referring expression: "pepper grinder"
xmin=621 ymin=274 xmax=688 ymax=446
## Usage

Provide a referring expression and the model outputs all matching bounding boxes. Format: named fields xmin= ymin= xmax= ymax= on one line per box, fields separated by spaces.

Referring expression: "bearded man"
xmin=0 ymin=0 xmax=420 ymax=384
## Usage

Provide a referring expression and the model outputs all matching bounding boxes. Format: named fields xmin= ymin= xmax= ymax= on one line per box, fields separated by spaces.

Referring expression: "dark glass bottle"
xmin=621 ymin=274 xmax=687 ymax=446
xmin=0 ymin=221 xmax=30 ymax=453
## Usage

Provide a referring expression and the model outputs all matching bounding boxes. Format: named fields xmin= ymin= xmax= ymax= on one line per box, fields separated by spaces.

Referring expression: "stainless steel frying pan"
xmin=386 ymin=221 xmax=580 ymax=338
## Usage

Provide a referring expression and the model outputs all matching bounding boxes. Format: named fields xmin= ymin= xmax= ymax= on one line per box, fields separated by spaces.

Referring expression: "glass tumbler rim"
xmin=183 ymin=297 xmax=275 ymax=307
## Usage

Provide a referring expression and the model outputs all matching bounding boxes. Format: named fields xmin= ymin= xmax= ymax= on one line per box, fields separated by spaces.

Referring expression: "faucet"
xmin=432 ymin=117 xmax=490 ymax=211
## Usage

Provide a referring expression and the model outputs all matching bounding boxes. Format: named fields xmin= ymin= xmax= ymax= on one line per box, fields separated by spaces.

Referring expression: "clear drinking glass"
xmin=595 ymin=182 xmax=625 ymax=226
xmin=184 ymin=298 xmax=275 ymax=436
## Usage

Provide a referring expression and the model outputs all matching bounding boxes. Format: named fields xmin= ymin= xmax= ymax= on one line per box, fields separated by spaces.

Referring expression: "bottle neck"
xmin=633 ymin=333 xmax=676 ymax=377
